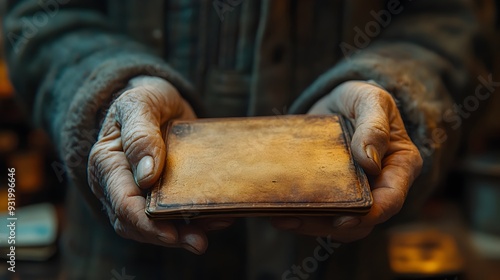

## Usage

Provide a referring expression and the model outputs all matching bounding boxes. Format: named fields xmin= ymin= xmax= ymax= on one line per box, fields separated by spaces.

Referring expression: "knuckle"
xmin=375 ymin=189 xmax=406 ymax=224
xmin=122 ymin=130 xmax=160 ymax=157
xmin=377 ymin=89 xmax=395 ymax=104
xmin=414 ymin=149 xmax=424 ymax=166
xmin=109 ymin=187 xmax=127 ymax=214
xmin=88 ymin=148 xmax=105 ymax=175
xmin=365 ymin=84 xmax=394 ymax=105
xmin=122 ymin=129 xmax=150 ymax=146
xmin=117 ymin=82 xmax=179 ymax=112
xmin=111 ymin=201 xmax=145 ymax=240
xmin=389 ymin=189 xmax=407 ymax=216
xmin=115 ymin=97 xmax=142 ymax=124
xmin=365 ymin=122 xmax=390 ymax=140
xmin=364 ymin=86 xmax=398 ymax=114
xmin=115 ymin=94 xmax=157 ymax=124
xmin=411 ymin=148 xmax=424 ymax=175
xmin=118 ymin=197 xmax=132 ymax=215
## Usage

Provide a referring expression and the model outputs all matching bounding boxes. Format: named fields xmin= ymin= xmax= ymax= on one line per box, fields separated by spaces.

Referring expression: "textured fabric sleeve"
xmin=3 ymin=0 xmax=204 ymax=214
xmin=289 ymin=0 xmax=495 ymax=215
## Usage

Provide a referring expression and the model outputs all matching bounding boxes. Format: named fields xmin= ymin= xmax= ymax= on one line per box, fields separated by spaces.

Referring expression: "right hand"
xmin=272 ymin=81 xmax=423 ymax=242
xmin=88 ymin=76 xmax=233 ymax=254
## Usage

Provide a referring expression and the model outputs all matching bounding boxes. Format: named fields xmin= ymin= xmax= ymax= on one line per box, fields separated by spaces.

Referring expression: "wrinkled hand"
xmin=88 ymin=76 xmax=232 ymax=254
xmin=272 ymin=80 xmax=423 ymax=242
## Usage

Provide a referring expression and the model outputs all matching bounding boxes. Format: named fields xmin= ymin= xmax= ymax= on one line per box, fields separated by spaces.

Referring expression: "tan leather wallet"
xmin=146 ymin=114 xmax=372 ymax=219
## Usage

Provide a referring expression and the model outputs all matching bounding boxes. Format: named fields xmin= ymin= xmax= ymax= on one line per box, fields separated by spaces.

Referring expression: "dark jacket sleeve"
xmin=2 ymin=0 xmax=203 ymax=213
xmin=290 ymin=0 xmax=495 ymax=214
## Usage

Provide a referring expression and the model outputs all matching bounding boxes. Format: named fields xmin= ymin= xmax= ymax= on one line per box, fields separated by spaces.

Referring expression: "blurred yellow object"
xmin=388 ymin=225 xmax=464 ymax=277
xmin=0 ymin=60 xmax=14 ymax=97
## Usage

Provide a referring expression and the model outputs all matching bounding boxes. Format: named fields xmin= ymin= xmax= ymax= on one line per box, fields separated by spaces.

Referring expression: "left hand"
xmin=87 ymin=76 xmax=233 ymax=254
xmin=271 ymin=80 xmax=423 ymax=242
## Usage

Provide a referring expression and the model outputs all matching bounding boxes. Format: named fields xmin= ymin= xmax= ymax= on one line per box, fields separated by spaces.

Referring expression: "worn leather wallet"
xmin=146 ymin=114 xmax=372 ymax=219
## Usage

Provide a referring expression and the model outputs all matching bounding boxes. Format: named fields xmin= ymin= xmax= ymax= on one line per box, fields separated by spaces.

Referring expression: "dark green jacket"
xmin=3 ymin=0 xmax=496 ymax=279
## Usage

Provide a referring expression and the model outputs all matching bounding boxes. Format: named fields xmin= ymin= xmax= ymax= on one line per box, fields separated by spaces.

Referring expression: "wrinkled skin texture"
xmin=271 ymin=81 xmax=423 ymax=242
xmin=88 ymin=77 xmax=422 ymax=254
xmin=88 ymin=76 xmax=233 ymax=255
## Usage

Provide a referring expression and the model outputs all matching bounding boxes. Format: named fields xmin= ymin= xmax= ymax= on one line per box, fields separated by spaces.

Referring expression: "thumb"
xmin=113 ymin=77 xmax=195 ymax=188
xmin=321 ymin=81 xmax=395 ymax=175
xmin=350 ymin=87 xmax=394 ymax=176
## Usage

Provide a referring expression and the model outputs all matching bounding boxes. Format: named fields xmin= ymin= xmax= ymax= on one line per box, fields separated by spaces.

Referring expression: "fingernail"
xmin=181 ymin=234 xmax=204 ymax=255
xmin=333 ymin=216 xmax=361 ymax=228
xmin=365 ymin=145 xmax=381 ymax=171
xmin=136 ymin=156 xmax=154 ymax=184
xmin=207 ymin=220 xmax=232 ymax=231
xmin=158 ymin=232 xmax=177 ymax=244
xmin=272 ymin=217 xmax=301 ymax=230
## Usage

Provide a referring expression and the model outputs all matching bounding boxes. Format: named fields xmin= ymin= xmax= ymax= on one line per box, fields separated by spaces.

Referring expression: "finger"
xmin=88 ymin=87 xmax=209 ymax=253
xmin=360 ymin=138 xmax=423 ymax=225
xmin=177 ymin=224 xmax=209 ymax=255
xmin=89 ymin=143 xmax=182 ymax=247
xmin=88 ymin=117 xmax=182 ymax=248
xmin=340 ymin=82 xmax=394 ymax=175
xmin=310 ymin=81 xmax=396 ymax=175
xmin=114 ymin=80 xmax=196 ymax=188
